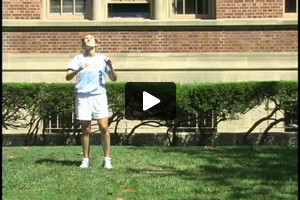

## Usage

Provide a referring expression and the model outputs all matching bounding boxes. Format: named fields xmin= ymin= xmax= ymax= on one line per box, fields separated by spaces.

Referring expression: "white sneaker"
xmin=102 ymin=157 xmax=113 ymax=169
xmin=79 ymin=158 xmax=90 ymax=168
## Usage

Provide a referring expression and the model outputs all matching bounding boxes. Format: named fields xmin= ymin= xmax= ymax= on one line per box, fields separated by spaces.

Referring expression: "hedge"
xmin=2 ymin=81 xmax=298 ymax=145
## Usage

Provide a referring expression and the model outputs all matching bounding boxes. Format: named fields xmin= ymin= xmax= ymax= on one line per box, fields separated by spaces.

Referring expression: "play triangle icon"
xmin=143 ymin=91 xmax=160 ymax=111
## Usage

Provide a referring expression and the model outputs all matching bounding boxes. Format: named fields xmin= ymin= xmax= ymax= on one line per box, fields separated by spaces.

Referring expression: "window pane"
xmin=75 ymin=0 xmax=86 ymax=13
xmin=63 ymin=0 xmax=73 ymax=13
xmin=108 ymin=4 xmax=150 ymax=18
xmin=50 ymin=0 xmax=61 ymax=13
xmin=198 ymin=114 xmax=213 ymax=128
xmin=204 ymin=112 xmax=213 ymax=127
xmin=285 ymin=0 xmax=297 ymax=12
xmin=176 ymin=0 xmax=183 ymax=14
xmin=185 ymin=0 xmax=195 ymax=14
xmin=197 ymin=0 xmax=208 ymax=14
xmin=285 ymin=109 xmax=298 ymax=132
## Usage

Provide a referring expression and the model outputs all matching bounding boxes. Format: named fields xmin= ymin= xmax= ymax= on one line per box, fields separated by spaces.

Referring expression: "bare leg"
xmin=98 ymin=118 xmax=111 ymax=157
xmin=81 ymin=121 xmax=92 ymax=158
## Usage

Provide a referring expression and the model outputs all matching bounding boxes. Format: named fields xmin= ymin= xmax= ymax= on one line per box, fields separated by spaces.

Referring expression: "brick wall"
xmin=2 ymin=0 xmax=42 ymax=20
xmin=2 ymin=31 xmax=298 ymax=54
xmin=217 ymin=0 xmax=283 ymax=19
xmin=2 ymin=0 xmax=285 ymax=20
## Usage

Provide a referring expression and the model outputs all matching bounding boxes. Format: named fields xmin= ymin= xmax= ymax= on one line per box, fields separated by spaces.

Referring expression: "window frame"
xmin=43 ymin=111 xmax=80 ymax=134
xmin=283 ymin=0 xmax=298 ymax=18
xmin=170 ymin=0 xmax=215 ymax=19
xmin=107 ymin=2 xmax=151 ymax=19
xmin=46 ymin=0 xmax=90 ymax=20
xmin=106 ymin=0 xmax=151 ymax=20
xmin=176 ymin=111 xmax=217 ymax=133
xmin=284 ymin=108 xmax=298 ymax=132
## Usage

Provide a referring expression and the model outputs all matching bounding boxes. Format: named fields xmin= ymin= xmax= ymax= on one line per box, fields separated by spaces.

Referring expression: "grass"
xmin=3 ymin=145 xmax=298 ymax=200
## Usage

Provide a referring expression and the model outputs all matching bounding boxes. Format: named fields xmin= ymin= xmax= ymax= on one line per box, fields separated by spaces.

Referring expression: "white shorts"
xmin=76 ymin=93 xmax=109 ymax=121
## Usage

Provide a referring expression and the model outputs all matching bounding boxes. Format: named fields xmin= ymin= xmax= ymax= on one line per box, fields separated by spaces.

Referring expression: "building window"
xmin=108 ymin=3 xmax=150 ymax=18
xmin=176 ymin=111 xmax=217 ymax=133
xmin=284 ymin=110 xmax=298 ymax=132
xmin=284 ymin=0 xmax=298 ymax=18
xmin=50 ymin=0 xmax=86 ymax=15
xmin=44 ymin=112 xmax=79 ymax=134
xmin=285 ymin=0 xmax=298 ymax=12
xmin=174 ymin=0 xmax=206 ymax=14
xmin=172 ymin=0 xmax=215 ymax=19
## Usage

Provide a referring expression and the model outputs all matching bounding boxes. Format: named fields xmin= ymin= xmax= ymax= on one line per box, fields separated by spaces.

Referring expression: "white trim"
xmin=171 ymin=0 xmax=213 ymax=19
xmin=46 ymin=0 xmax=87 ymax=20
xmin=283 ymin=0 xmax=298 ymax=18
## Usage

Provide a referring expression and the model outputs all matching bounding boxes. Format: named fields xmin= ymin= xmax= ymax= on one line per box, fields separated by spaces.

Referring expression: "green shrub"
xmin=2 ymin=81 xmax=298 ymax=146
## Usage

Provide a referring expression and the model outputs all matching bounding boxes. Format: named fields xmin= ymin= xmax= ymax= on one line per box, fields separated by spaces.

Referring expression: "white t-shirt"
xmin=67 ymin=53 xmax=114 ymax=95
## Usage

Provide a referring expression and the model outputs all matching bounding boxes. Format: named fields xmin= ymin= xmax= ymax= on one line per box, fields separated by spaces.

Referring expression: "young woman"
xmin=66 ymin=34 xmax=117 ymax=168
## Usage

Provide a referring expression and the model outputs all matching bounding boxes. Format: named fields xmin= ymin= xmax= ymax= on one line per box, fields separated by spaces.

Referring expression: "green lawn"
xmin=3 ymin=146 xmax=298 ymax=200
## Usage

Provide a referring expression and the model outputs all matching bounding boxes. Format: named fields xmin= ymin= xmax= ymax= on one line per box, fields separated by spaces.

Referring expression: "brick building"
xmin=2 ymin=0 xmax=298 ymax=136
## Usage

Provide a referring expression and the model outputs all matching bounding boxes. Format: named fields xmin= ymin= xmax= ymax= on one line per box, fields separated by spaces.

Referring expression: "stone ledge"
xmin=3 ymin=52 xmax=298 ymax=70
xmin=3 ymin=19 xmax=298 ymax=27
xmin=2 ymin=19 xmax=297 ymax=31
xmin=2 ymin=132 xmax=298 ymax=146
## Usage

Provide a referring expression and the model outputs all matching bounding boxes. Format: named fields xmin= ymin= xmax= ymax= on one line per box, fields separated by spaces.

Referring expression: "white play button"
xmin=125 ymin=82 xmax=176 ymax=120
xmin=143 ymin=91 xmax=160 ymax=111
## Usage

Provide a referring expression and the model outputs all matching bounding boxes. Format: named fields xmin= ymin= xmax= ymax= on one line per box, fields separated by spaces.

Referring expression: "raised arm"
xmin=106 ymin=60 xmax=117 ymax=82
xmin=66 ymin=69 xmax=81 ymax=81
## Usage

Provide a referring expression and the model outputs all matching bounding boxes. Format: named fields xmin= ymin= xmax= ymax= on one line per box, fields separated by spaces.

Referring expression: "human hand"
xmin=78 ymin=63 xmax=90 ymax=71
xmin=105 ymin=60 xmax=113 ymax=68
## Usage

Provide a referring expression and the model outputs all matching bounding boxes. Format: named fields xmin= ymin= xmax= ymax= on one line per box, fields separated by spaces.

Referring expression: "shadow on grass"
xmin=128 ymin=165 xmax=190 ymax=177
xmin=126 ymin=146 xmax=298 ymax=199
xmin=35 ymin=159 xmax=81 ymax=166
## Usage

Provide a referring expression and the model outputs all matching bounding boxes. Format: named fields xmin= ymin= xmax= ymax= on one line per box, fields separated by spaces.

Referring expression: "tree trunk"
xmin=258 ymin=118 xmax=285 ymax=145
xmin=243 ymin=107 xmax=279 ymax=145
